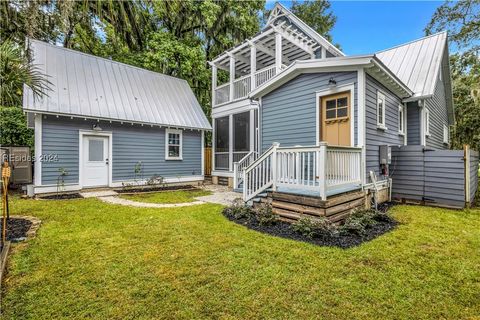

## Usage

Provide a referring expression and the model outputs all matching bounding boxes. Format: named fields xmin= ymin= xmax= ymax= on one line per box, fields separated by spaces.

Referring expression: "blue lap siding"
xmin=41 ymin=116 xmax=202 ymax=185
xmin=260 ymin=72 xmax=358 ymax=151
xmin=365 ymin=74 xmax=405 ymax=181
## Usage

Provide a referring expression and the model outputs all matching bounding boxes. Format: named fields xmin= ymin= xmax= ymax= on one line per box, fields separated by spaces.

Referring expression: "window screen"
xmin=233 ymin=112 xmax=250 ymax=152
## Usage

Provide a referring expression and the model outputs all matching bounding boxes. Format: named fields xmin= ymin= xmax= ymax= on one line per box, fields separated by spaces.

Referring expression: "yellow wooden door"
xmin=321 ymin=91 xmax=351 ymax=146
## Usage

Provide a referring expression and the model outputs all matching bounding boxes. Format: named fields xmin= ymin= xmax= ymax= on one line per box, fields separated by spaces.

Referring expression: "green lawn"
xmin=118 ymin=189 xmax=212 ymax=204
xmin=2 ymin=197 xmax=480 ymax=319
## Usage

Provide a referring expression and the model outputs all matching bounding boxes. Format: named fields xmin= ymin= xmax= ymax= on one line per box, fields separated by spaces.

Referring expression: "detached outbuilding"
xmin=23 ymin=39 xmax=211 ymax=194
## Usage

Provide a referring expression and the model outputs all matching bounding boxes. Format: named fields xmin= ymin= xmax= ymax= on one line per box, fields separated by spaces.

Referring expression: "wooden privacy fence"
xmin=390 ymin=145 xmax=479 ymax=208
xmin=204 ymin=147 xmax=212 ymax=176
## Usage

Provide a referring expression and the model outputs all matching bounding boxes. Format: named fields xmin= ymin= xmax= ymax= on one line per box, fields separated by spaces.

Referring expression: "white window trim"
xmin=443 ymin=124 xmax=449 ymax=144
xmin=424 ymin=108 xmax=430 ymax=137
xmin=377 ymin=91 xmax=387 ymax=130
xmin=398 ymin=104 xmax=405 ymax=136
xmin=165 ymin=128 xmax=183 ymax=160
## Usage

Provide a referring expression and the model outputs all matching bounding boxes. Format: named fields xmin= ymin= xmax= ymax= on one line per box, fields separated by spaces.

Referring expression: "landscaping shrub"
xmin=223 ymin=200 xmax=254 ymax=220
xmin=292 ymin=216 xmax=335 ymax=239
xmin=340 ymin=209 xmax=383 ymax=236
xmin=254 ymin=203 xmax=277 ymax=226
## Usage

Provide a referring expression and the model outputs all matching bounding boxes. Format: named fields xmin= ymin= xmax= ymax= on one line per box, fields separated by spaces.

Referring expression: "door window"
xmin=88 ymin=139 xmax=104 ymax=161
xmin=325 ymin=96 xmax=349 ymax=121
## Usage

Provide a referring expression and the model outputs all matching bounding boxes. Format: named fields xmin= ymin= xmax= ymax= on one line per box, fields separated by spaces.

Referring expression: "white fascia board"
xmin=24 ymin=110 xmax=212 ymax=131
xmin=371 ymin=58 xmax=413 ymax=97
xmin=250 ymin=57 xmax=374 ymax=98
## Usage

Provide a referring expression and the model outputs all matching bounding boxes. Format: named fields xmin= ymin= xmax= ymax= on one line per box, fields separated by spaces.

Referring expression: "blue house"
xmin=23 ymin=39 xmax=211 ymax=194
xmin=208 ymin=3 xmax=474 ymax=211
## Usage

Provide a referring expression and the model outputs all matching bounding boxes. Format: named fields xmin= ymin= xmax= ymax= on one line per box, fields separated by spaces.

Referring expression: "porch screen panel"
xmin=215 ymin=116 xmax=229 ymax=170
xmin=233 ymin=112 xmax=250 ymax=162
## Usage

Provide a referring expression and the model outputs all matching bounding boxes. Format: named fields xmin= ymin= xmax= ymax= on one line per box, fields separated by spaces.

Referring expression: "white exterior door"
xmin=82 ymin=135 xmax=109 ymax=187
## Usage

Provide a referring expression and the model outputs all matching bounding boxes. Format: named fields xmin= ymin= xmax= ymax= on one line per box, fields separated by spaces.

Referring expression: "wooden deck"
xmin=256 ymin=189 xmax=367 ymax=223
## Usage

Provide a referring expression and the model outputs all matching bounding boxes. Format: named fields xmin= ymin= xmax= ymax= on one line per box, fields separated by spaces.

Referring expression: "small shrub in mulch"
xmin=39 ymin=193 xmax=83 ymax=200
xmin=0 ymin=218 xmax=33 ymax=242
xmin=116 ymin=185 xmax=197 ymax=194
xmin=222 ymin=203 xmax=398 ymax=249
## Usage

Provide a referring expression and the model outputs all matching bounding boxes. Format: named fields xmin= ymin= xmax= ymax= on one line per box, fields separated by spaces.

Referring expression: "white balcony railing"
xmin=215 ymin=83 xmax=230 ymax=105
xmin=233 ymin=75 xmax=251 ymax=100
xmin=243 ymin=143 xmax=362 ymax=201
xmin=255 ymin=65 xmax=277 ymax=88
xmin=214 ymin=65 xmax=284 ymax=106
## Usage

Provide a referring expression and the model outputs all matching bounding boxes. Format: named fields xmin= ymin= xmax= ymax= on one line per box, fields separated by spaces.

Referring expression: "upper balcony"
xmin=209 ymin=3 xmax=344 ymax=108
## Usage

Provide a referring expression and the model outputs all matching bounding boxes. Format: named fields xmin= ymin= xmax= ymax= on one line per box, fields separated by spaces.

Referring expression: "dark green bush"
xmin=340 ymin=209 xmax=384 ymax=236
xmin=223 ymin=200 xmax=254 ymax=220
xmin=292 ymin=216 xmax=335 ymax=239
xmin=254 ymin=203 xmax=277 ymax=226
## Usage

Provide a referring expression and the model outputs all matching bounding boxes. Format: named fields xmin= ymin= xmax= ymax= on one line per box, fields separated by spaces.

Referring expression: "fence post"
xmin=464 ymin=144 xmax=471 ymax=208
xmin=318 ymin=142 xmax=328 ymax=201
xmin=272 ymin=142 xmax=280 ymax=191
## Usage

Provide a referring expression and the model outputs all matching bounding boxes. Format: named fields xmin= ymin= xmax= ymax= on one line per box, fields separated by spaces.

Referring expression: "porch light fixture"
xmin=92 ymin=124 xmax=102 ymax=131
xmin=328 ymin=77 xmax=337 ymax=88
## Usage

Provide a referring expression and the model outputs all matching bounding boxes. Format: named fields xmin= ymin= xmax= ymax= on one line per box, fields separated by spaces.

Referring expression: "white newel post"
xmin=229 ymin=54 xmax=235 ymax=102
xmin=233 ymin=162 xmax=238 ymax=189
xmin=275 ymin=32 xmax=282 ymax=74
xmin=272 ymin=142 xmax=280 ymax=191
xmin=211 ymin=63 xmax=217 ymax=106
xmin=318 ymin=142 xmax=328 ymax=200
xmin=250 ymin=43 xmax=256 ymax=90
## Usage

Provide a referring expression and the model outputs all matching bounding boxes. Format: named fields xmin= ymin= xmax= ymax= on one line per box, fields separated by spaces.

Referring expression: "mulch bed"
xmin=39 ymin=193 xmax=83 ymax=200
xmin=0 ymin=218 xmax=33 ymax=242
xmin=115 ymin=184 xmax=197 ymax=194
xmin=224 ymin=204 xmax=398 ymax=249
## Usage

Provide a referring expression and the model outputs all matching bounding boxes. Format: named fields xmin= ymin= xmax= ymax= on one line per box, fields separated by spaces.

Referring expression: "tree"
xmin=425 ymin=0 xmax=480 ymax=151
xmin=290 ymin=0 xmax=337 ymax=43
xmin=0 ymin=40 xmax=51 ymax=107
xmin=0 ymin=106 xmax=33 ymax=148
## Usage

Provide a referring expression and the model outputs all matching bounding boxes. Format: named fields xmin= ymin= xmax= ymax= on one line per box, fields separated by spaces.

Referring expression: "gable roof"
xmin=23 ymin=39 xmax=211 ymax=130
xmin=267 ymin=2 xmax=344 ymax=57
xmin=376 ymin=32 xmax=447 ymax=99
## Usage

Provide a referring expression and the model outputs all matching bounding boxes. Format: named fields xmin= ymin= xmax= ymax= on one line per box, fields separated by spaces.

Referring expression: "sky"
xmin=266 ymin=1 xmax=443 ymax=55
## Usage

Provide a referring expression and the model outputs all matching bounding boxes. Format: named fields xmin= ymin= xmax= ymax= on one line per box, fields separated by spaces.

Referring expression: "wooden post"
xmin=250 ymin=43 xmax=256 ymax=90
xmin=275 ymin=32 xmax=282 ymax=73
xmin=318 ymin=142 xmax=328 ymax=201
xmin=211 ymin=63 xmax=217 ymax=106
xmin=464 ymin=144 xmax=471 ymax=208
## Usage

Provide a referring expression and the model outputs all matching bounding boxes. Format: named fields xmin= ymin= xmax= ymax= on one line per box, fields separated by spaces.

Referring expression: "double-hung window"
xmin=165 ymin=128 xmax=182 ymax=160
xmin=398 ymin=105 xmax=405 ymax=135
xmin=377 ymin=91 xmax=387 ymax=129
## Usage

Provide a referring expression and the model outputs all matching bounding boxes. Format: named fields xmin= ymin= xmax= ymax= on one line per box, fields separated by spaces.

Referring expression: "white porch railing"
xmin=214 ymin=64 xmax=285 ymax=106
xmin=254 ymin=65 xmax=277 ymax=88
xmin=215 ymin=83 xmax=230 ymax=105
xmin=243 ymin=143 xmax=362 ymax=202
xmin=233 ymin=75 xmax=251 ymax=100
xmin=233 ymin=151 xmax=257 ymax=189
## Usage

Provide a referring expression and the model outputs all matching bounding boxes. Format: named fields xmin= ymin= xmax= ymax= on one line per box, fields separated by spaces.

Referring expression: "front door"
xmin=321 ymin=91 xmax=351 ymax=146
xmin=82 ymin=135 xmax=109 ymax=187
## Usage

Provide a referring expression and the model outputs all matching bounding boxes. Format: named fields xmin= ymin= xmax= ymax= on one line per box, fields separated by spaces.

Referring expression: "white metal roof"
xmin=376 ymin=32 xmax=447 ymax=99
xmin=23 ymin=39 xmax=211 ymax=130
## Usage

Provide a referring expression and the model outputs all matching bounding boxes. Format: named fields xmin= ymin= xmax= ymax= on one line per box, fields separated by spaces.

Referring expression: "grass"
xmin=2 ymin=196 xmax=480 ymax=319
xmin=118 ymin=189 xmax=212 ymax=204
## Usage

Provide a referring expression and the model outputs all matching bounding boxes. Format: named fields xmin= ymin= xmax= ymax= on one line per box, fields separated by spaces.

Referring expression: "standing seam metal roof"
xmin=23 ymin=39 xmax=212 ymax=130
xmin=375 ymin=32 xmax=447 ymax=98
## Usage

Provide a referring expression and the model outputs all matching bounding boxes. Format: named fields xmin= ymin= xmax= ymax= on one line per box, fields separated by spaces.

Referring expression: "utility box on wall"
xmin=379 ymin=145 xmax=392 ymax=165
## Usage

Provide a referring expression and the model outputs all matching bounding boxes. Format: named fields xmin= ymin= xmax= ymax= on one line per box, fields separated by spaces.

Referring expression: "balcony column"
xmin=229 ymin=54 xmax=235 ymax=102
xmin=211 ymin=63 xmax=217 ymax=106
xmin=228 ymin=114 xmax=233 ymax=171
xmin=275 ymin=32 xmax=282 ymax=73
xmin=249 ymin=42 xmax=256 ymax=89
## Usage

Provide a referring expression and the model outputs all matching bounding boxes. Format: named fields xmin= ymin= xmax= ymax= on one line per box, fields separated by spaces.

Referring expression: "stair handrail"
xmin=233 ymin=151 xmax=257 ymax=189
xmin=243 ymin=142 xmax=280 ymax=201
